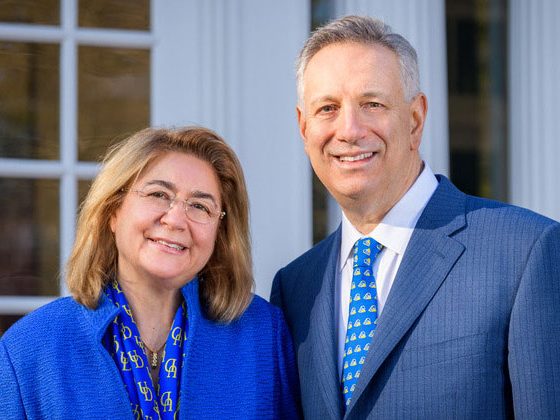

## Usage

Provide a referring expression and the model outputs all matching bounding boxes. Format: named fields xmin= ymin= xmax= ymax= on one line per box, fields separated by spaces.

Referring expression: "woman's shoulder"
xmin=240 ymin=293 xmax=284 ymax=324
xmin=218 ymin=294 xmax=290 ymax=345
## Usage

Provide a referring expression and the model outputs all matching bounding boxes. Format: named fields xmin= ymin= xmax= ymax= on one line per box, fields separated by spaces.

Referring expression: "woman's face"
xmin=110 ymin=151 xmax=222 ymax=291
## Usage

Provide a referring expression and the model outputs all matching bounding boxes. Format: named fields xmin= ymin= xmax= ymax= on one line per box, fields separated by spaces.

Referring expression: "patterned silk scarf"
xmin=104 ymin=280 xmax=187 ymax=419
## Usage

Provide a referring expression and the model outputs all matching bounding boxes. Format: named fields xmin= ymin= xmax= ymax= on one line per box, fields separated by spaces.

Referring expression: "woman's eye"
xmin=148 ymin=190 xmax=170 ymax=200
xmin=189 ymin=202 xmax=211 ymax=214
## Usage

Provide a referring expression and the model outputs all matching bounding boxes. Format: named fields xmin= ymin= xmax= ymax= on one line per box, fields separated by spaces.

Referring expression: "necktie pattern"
xmin=342 ymin=237 xmax=383 ymax=407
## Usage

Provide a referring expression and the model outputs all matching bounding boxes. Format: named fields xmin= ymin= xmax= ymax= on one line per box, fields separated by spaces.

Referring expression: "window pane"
xmin=78 ymin=0 xmax=149 ymax=31
xmin=311 ymin=0 xmax=336 ymax=244
xmin=78 ymin=46 xmax=149 ymax=162
xmin=446 ymin=0 xmax=508 ymax=200
xmin=0 ymin=178 xmax=59 ymax=296
xmin=0 ymin=0 xmax=60 ymax=25
xmin=78 ymin=179 xmax=93 ymax=207
xmin=0 ymin=42 xmax=60 ymax=160
xmin=0 ymin=315 xmax=23 ymax=337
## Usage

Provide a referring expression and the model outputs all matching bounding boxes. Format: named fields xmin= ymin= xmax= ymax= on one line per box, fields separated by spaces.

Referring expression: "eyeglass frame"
xmin=124 ymin=187 xmax=226 ymax=224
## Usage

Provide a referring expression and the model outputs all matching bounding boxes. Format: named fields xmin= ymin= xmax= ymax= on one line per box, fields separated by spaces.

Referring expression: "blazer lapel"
xmin=346 ymin=176 xmax=467 ymax=413
xmin=303 ymin=227 xmax=345 ymax=418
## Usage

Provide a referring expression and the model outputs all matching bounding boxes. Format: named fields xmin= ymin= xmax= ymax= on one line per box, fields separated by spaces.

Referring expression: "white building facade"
xmin=0 ymin=0 xmax=558 ymax=332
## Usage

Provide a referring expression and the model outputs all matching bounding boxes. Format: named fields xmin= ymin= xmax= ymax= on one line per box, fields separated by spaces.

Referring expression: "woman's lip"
xmin=149 ymin=238 xmax=186 ymax=251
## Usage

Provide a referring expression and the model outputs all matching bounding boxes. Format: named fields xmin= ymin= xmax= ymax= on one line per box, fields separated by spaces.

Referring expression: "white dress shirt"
xmin=336 ymin=163 xmax=439 ymax=378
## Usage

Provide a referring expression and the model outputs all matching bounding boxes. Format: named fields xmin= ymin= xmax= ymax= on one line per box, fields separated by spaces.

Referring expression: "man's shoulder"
xmin=463 ymin=193 xmax=559 ymax=234
xmin=431 ymin=175 xmax=558 ymax=234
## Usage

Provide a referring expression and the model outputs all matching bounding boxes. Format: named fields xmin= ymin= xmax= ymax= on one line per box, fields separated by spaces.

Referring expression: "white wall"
xmin=152 ymin=0 xmax=312 ymax=298
xmin=509 ymin=0 xmax=560 ymax=221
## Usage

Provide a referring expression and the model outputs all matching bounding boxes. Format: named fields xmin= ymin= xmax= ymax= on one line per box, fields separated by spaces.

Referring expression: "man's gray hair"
xmin=296 ymin=15 xmax=420 ymax=104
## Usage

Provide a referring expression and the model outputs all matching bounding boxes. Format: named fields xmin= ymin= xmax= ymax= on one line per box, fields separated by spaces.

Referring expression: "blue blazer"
xmin=1 ymin=279 xmax=301 ymax=419
xmin=271 ymin=176 xmax=560 ymax=419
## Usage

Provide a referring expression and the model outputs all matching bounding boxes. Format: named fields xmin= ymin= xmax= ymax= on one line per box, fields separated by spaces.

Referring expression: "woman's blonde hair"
xmin=66 ymin=126 xmax=253 ymax=322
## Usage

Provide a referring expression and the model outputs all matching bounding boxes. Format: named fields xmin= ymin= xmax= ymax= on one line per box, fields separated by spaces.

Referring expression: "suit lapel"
xmin=346 ymin=177 xmax=467 ymax=413
xmin=303 ymin=227 xmax=345 ymax=418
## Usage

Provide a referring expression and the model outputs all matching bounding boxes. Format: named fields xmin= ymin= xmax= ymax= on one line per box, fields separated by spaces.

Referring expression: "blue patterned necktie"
xmin=342 ymin=237 xmax=383 ymax=407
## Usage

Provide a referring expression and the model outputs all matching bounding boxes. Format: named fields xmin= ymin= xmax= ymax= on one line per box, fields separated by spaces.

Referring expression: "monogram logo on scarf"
xmin=104 ymin=280 xmax=188 ymax=419
xmin=138 ymin=381 xmax=153 ymax=402
xmin=160 ymin=391 xmax=173 ymax=413
xmin=171 ymin=326 xmax=183 ymax=346
xmin=128 ymin=350 xmax=145 ymax=369
xmin=164 ymin=358 xmax=178 ymax=379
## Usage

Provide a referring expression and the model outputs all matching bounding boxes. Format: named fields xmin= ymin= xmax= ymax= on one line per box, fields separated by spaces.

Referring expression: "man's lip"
xmin=334 ymin=152 xmax=375 ymax=162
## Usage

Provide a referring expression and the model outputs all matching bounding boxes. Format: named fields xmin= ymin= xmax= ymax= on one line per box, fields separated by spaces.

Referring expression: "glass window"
xmin=78 ymin=179 xmax=93 ymax=207
xmin=0 ymin=0 xmax=60 ymax=25
xmin=310 ymin=0 xmax=337 ymax=244
xmin=78 ymin=46 xmax=150 ymax=161
xmin=0 ymin=178 xmax=59 ymax=297
xmin=0 ymin=42 xmax=60 ymax=160
xmin=78 ymin=0 xmax=150 ymax=31
xmin=446 ymin=0 xmax=508 ymax=200
xmin=0 ymin=315 xmax=23 ymax=336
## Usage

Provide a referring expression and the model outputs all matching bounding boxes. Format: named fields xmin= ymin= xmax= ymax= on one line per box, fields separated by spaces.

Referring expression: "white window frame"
xmin=1 ymin=0 xmax=313 ymax=317
xmin=0 ymin=0 xmax=165 ymax=315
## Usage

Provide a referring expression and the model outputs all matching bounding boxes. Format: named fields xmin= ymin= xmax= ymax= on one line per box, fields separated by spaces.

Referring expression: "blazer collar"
xmin=346 ymin=175 xmax=467 ymax=415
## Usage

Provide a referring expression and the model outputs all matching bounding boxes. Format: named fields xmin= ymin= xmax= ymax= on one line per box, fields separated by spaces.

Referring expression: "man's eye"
xmin=365 ymin=102 xmax=382 ymax=109
xmin=319 ymin=105 xmax=337 ymax=114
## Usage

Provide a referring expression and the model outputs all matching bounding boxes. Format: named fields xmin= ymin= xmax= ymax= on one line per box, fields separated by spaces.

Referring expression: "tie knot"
xmin=353 ymin=237 xmax=382 ymax=268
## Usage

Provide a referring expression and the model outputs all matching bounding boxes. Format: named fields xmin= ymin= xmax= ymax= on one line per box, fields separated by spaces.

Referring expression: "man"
xmin=271 ymin=15 xmax=560 ymax=419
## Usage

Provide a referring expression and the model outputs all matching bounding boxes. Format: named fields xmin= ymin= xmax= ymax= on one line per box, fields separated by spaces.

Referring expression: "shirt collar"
xmin=340 ymin=162 xmax=438 ymax=270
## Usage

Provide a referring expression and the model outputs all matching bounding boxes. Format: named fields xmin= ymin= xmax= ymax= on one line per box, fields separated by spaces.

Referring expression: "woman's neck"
xmin=118 ymin=278 xmax=182 ymax=351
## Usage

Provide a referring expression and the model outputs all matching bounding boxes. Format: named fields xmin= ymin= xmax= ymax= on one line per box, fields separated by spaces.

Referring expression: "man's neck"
xmin=342 ymin=160 xmax=424 ymax=234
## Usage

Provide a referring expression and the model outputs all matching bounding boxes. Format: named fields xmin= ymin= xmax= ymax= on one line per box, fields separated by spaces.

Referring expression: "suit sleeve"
xmin=508 ymin=222 xmax=560 ymax=418
xmin=0 ymin=340 xmax=26 ymax=417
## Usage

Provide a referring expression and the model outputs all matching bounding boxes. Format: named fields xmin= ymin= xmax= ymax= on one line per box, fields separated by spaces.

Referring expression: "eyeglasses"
xmin=129 ymin=187 xmax=225 ymax=224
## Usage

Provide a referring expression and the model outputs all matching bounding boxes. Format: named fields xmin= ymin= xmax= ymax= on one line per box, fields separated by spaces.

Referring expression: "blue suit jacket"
xmin=271 ymin=176 xmax=560 ymax=419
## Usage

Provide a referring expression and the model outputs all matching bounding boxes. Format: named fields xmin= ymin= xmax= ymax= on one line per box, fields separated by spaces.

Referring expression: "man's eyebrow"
xmin=309 ymin=95 xmax=337 ymax=107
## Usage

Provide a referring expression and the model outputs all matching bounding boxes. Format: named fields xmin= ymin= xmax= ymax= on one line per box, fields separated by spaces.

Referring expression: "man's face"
xmin=298 ymin=42 xmax=426 ymax=213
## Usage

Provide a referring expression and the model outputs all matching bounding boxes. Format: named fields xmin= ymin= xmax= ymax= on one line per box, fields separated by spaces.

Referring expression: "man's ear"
xmin=409 ymin=93 xmax=427 ymax=150
xmin=296 ymin=106 xmax=307 ymax=143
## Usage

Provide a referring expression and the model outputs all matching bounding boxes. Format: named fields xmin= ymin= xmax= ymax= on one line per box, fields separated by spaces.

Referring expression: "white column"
xmin=509 ymin=0 xmax=560 ymax=221
xmin=152 ymin=0 xmax=312 ymax=298
xmin=334 ymin=0 xmax=450 ymax=176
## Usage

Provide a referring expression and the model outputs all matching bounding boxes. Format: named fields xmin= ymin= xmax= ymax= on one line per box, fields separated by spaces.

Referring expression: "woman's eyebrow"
xmin=191 ymin=190 xmax=218 ymax=206
xmin=144 ymin=179 xmax=176 ymax=190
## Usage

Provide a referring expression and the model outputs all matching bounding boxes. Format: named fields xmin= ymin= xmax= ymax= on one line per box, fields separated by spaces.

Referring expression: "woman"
xmin=0 ymin=127 xmax=301 ymax=419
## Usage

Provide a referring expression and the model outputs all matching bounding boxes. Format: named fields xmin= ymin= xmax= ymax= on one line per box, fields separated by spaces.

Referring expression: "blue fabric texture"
xmin=104 ymin=280 xmax=186 ymax=419
xmin=342 ymin=237 xmax=382 ymax=407
xmin=0 ymin=279 xmax=302 ymax=419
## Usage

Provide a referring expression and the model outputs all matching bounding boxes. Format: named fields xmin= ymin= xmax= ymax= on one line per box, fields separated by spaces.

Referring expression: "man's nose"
xmin=337 ymin=106 xmax=368 ymax=143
